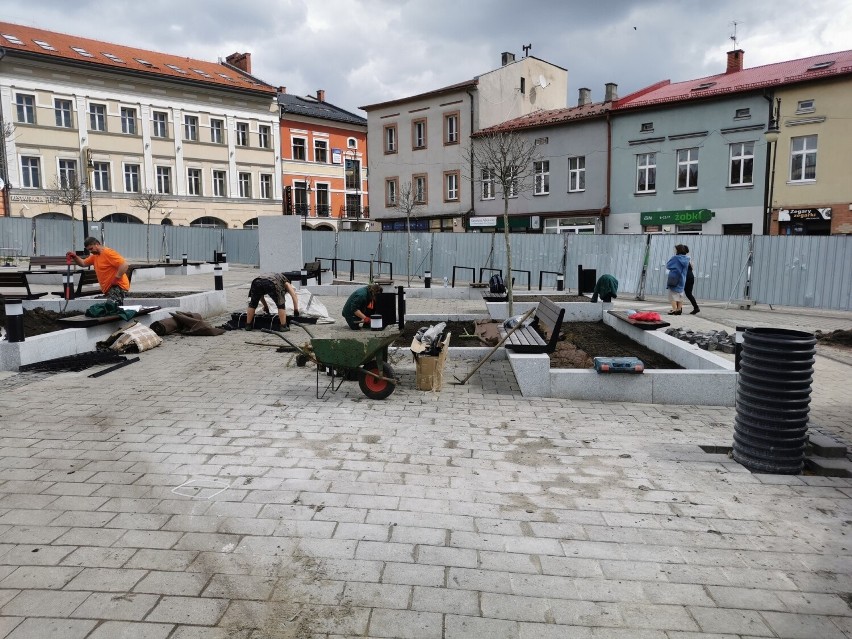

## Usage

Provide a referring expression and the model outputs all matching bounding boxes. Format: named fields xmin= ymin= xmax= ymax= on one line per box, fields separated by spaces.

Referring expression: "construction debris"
xmin=665 ymin=327 xmax=736 ymax=353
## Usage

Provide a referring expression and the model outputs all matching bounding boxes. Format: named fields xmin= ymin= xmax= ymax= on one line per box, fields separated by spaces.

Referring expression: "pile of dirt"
xmin=816 ymin=329 xmax=852 ymax=350
xmin=0 ymin=307 xmax=77 ymax=338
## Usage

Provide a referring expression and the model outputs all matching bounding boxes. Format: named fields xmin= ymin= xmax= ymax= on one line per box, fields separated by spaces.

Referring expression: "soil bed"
xmin=0 ymin=307 xmax=77 ymax=338
xmin=396 ymin=319 xmax=681 ymax=369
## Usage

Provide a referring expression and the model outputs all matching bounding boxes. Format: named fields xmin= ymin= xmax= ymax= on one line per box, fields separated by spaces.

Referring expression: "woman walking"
xmin=682 ymin=245 xmax=700 ymax=314
xmin=665 ymin=244 xmax=690 ymax=315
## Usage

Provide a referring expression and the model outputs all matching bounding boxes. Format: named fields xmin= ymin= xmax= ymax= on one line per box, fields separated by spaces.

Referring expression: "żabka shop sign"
xmin=640 ymin=209 xmax=714 ymax=226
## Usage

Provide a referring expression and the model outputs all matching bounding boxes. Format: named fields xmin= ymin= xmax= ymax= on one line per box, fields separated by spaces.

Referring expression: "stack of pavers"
xmin=665 ymin=327 xmax=736 ymax=353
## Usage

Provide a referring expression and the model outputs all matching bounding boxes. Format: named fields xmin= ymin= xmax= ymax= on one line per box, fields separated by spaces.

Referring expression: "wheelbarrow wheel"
xmin=358 ymin=361 xmax=396 ymax=400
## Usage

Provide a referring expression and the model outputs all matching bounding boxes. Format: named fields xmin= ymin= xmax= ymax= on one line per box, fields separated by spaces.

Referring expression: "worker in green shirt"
xmin=590 ymin=274 xmax=618 ymax=303
xmin=342 ymin=284 xmax=382 ymax=329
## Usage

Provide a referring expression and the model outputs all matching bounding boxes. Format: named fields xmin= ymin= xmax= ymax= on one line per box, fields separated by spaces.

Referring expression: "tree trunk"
xmin=146 ymin=209 xmax=151 ymax=263
xmin=406 ymin=214 xmax=411 ymax=286
xmin=503 ymin=197 xmax=513 ymax=315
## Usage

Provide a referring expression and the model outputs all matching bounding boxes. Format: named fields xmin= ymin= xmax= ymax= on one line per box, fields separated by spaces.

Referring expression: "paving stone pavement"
xmin=0 ymin=266 xmax=850 ymax=638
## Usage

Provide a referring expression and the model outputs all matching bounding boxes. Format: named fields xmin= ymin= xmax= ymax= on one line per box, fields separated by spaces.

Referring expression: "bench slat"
xmin=503 ymin=297 xmax=565 ymax=354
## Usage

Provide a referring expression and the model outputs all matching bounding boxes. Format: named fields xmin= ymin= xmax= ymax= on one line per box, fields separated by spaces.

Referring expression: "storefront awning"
xmin=640 ymin=209 xmax=714 ymax=226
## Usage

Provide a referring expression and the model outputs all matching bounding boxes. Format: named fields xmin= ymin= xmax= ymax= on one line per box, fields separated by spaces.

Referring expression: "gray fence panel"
xmin=565 ymin=234 xmax=647 ymax=293
xmin=0 ymin=217 xmax=34 ymax=259
xmin=302 ymin=231 xmax=337 ymax=270
xmin=752 ymin=236 xmax=852 ymax=310
xmin=222 ymin=228 xmax=259 ymax=266
xmin=34 ymin=218 xmax=80 ymax=256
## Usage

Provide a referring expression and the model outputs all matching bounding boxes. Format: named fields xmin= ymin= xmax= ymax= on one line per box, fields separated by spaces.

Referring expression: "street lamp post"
xmin=763 ymin=98 xmax=781 ymax=235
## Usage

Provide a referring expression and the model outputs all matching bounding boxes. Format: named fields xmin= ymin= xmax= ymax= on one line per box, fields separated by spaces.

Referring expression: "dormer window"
xmin=192 ymin=68 xmax=212 ymax=78
xmin=34 ymin=39 xmax=56 ymax=51
xmin=102 ymin=52 xmax=124 ymax=63
xmin=2 ymin=34 xmax=24 ymax=45
xmin=135 ymin=58 xmax=154 ymax=67
xmin=691 ymin=81 xmax=716 ymax=91
xmin=796 ymin=99 xmax=815 ymax=114
xmin=71 ymin=46 xmax=94 ymax=57
xmin=217 ymin=73 xmax=235 ymax=81
xmin=640 ymin=122 xmax=654 ymax=133
xmin=165 ymin=64 xmax=187 ymax=74
xmin=807 ymin=60 xmax=835 ymax=71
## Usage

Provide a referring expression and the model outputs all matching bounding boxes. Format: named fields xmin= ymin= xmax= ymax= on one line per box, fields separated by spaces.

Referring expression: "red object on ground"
xmin=631 ymin=312 xmax=662 ymax=322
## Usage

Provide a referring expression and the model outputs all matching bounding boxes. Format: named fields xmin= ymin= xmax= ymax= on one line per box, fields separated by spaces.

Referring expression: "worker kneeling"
xmin=590 ymin=274 xmax=618 ymax=303
xmin=342 ymin=284 xmax=382 ymax=329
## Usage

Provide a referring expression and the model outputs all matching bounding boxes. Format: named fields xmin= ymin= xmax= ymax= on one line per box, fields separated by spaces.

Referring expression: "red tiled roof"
xmin=0 ymin=21 xmax=275 ymax=95
xmin=360 ymin=79 xmax=478 ymax=111
xmin=616 ymin=49 xmax=852 ymax=110
xmin=475 ymin=101 xmax=611 ymax=135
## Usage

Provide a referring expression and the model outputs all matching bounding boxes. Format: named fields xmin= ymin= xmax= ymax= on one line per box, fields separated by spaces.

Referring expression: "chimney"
xmin=225 ymin=52 xmax=252 ymax=73
xmin=726 ymin=49 xmax=744 ymax=74
xmin=604 ymin=82 xmax=618 ymax=102
xmin=578 ymin=88 xmax=591 ymax=106
xmin=278 ymin=86 xmax=287 ymax=94
xmin=501 ymin=51 xmax=515 ymax=66
xmin=316 ymin=89 xmax=325 ymax=102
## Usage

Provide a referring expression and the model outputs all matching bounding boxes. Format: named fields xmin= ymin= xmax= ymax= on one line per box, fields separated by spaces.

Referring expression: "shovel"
xmin=452 ymin=307 xmax=536 ymax=385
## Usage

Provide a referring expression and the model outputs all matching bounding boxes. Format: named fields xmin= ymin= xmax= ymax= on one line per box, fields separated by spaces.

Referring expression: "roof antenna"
xmin=522 ymin=43 xmax=532 ymax=57
xmin=729 ymin=20 xmax=741 ymax=49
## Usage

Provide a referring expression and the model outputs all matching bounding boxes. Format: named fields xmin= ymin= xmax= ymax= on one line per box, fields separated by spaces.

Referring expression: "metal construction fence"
xmin=1 ymin=218 xmax=850 ymax=310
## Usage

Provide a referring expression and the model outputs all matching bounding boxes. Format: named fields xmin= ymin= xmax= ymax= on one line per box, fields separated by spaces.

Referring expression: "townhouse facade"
xmin=278 ymin=88 xmax=369 ymax=231
xmin=0 ymin=22 xmax=281 ymax=229
xmin=361 ymin=52 xmax=568 ymax=232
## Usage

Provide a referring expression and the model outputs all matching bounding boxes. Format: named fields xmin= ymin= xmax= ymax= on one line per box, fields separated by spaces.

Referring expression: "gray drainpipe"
xmin=466 ymin=90 xmax=476 ymax=221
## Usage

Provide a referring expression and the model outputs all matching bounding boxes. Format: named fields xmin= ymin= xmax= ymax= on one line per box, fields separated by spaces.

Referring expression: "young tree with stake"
xmin=392 ymin=181 xmax=424 ymax=286
xmin=131 ymin=189 xmax=167 ymax=263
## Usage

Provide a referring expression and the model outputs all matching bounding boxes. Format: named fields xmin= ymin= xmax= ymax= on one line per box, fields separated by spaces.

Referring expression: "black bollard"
xmin=556 ymin=274 xmax=564 ymax=291
xmin=4 ymin=300 xmax=24 ymax=342
xmin=424 ymin=270 xmax=431 ymax=288
xmin=221 ymin=252 xmax=227 ymax=263
xmin=214 ymin=265 xmax=223 ymax=291
xmin=182 ymin=253 xmax=188 ymax=266
xmin=63 ymin=273 xmax=75 ymax=300
xmin=165 ymin=254 xmax=170 ymax=264
xmin=300 ymin=269 xmax=307 ymax=286
xmin=397 ymin=286 xmax=405 ymax=330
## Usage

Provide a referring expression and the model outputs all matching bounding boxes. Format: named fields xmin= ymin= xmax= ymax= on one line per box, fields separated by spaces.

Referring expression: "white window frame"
xmin=790 ymin=135 xmax=817 ymax=182
xmin=259 ymin=173 xmax=273 ymax=199
xmin=91 ymin=161 xmax=111 ymax=192
xmin=413 ymin=174 xmax=427 ymax=204
xmin=444 ymin=113 xmax=459 ymax=145
xmin=258 ymin=125 xmax=271 ymax=149
xmin=385 ymin=178 xmax=398 ymax=206
xmin=676 ymin=147 xmax=699 ymax=190
xmin=15 ymin=93 xmax=35 ymax=124
xmin=54 ymin=98 xmax=72 ymax=128
xmin=210 ymin=118 xmax=224 ymax=144
xmin=413 ymin=119 xmax=427 ymax=149
xmin=20 ymin=156 xmax=41 ymax=188
xmin=534 ymin=161 xmax=550 ymax=195
xmin=187 ymin=168 xmax=202 ymax=196
xmin=508 ymin=168 xmax=518 ymax=198
xmin=58 ymin=158 xmax=78 ymax=189
xmin=155 ymin=166 xmax=172 ymax=195
xmin=314 ymin=182 xmax=330 ymax=215
xmin=729 ymin=142 xmax=754 ymax=186
xmin=89 ymin=103 xmax=106 ymax=132
xmin=235 ymin=122 xmax=249 ymax=147
xmin=120 ymin=107 xmax=137 ymax=135
xmin=481 ymin=169 xmax=495 ymax=200
xmin=384 ymin=125 xmax=397 ymax=153
xmin=568 ymin=156 xmax=586 ymax=192
xmin=636 ymin=152 xmax=656 ymax=193
xmin=238 ymin=171 xmax=252 ymax=198
xmin=152 ymin=111 xmax=168 ymax=138
xmin=184 ymin=115 xmax=198 ymax=141
xmin=314 ymin=139 xmax=328 ymax=163
xmin=212 ymin=169 xmax=227 ymax=197
xmin=445 ymin=172 xmax=459 ymax=201
xmin=291 ymin=136 xmax=307 ymax=161
xmin=123 ymin=163 xmax=140 ymax=193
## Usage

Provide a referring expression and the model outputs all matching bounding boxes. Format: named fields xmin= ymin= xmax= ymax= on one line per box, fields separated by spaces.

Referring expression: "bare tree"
xmin=131 ymin=190 xmax=167 ymax=262
xmin=467 ymin=131 xmax=539 ymax=314
xmin=53 ymin=175 xmax=84 ymax=249
xmin=392 ymin=181 xmax=424 ymax=285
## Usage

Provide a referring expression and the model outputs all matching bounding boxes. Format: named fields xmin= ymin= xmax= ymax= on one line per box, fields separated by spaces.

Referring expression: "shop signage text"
xmin=640 ymin=209 xmax=714 ymax=226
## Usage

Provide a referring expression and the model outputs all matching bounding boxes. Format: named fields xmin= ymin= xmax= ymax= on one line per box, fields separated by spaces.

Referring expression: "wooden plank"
xmin=56 ymin=306 xmax=161 ymax=328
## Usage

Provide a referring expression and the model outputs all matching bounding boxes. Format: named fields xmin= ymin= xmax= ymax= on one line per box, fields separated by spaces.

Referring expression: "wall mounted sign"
xmin=640 ymin=209 xmax=714 ymax=226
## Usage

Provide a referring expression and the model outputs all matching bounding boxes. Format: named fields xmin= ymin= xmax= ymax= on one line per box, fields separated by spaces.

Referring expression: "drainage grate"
xmin=19 ymin=351 xmax=125 ymax=373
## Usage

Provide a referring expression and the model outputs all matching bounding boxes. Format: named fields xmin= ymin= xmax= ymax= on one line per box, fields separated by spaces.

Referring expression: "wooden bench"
xmin=53 ymin=268 xmax=137 ymax=298
xmin=0 ymin=272 xmax=47 ymax=300
xmin=284 ymin=261 xmax=325 ymax=284
xmin=503 ymin=297 xmax=565 ymax=354
xmin=29 ymin=256 xmax=77 ymax=271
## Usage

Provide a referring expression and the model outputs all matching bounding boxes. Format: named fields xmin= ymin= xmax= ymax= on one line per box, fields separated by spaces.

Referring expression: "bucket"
xmin=370 ymin=314 xmax=383 ymax=331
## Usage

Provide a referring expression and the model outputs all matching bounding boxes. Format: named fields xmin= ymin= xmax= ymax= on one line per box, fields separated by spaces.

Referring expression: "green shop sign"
xmin=640 ymin=209 xmax=714 ymax=226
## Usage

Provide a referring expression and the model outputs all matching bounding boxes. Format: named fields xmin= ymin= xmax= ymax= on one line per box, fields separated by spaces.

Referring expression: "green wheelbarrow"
xmin=262 ymin=329 xmax=402 ymax=399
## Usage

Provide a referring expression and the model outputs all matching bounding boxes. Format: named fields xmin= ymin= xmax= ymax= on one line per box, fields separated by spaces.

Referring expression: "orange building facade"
xmin=278 ymin=89 xmax=369 ymax=231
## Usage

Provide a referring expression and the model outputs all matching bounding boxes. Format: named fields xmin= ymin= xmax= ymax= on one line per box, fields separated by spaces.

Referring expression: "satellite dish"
xmin=538 ymin=74 xmax=549 ymax=89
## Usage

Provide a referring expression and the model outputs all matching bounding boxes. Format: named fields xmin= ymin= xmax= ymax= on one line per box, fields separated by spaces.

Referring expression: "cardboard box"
xmin=414 ymin=333 xmax=451 ymax=391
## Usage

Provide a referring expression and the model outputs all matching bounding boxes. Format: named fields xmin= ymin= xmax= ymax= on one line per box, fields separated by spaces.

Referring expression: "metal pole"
xmin=4 ymin=299 xmax=24 ymax=342
xmin=214 ymin=265 xmax=223 ymax=291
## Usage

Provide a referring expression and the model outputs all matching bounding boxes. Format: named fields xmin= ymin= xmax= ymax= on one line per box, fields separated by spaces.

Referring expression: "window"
xmin=258 ymin=125 xmax=271 ymax=149
xmin=481 ymin=169 xmax=495 ymax=200
xmin=89 ymin=103 xmax=106 ymax=132
xmin=260 ymin=174 xmax=272 ymax=199
xmin=735 ymin=107 xmax=751 ymax=119
xmin=796 ymin=99 xmax=815 ymax=114
xmin=412 ymin=119 xmax=427 ymax=149
xmin=210 ymin=118 xmax=224 ymax=144
xmin=292 ymin=137 xmax=306 ymax=160
xmin=534 ymin=161 xmax=550 ymax=195
xmin=58 ymin=159 xmax=78 ymax=188
xmin=676 ymin=147 xmax=699 ymax=190
xmin=212 ymin=170 xmax=227 ymax=197
xmin=121 ymin=107 xmax=137 ymax=134
xmin=314 ymin=139 xmax=328 ymax=163
xmin=640 ymin=122 xmax=654 ymax=132
xmin=445 ymin=171 xmax=459 ymax=201
xmin=636 ymin=153 xmax=656 ymax=193
xmin=520 ymin=78 xmax=526 ymax=94
xmin=413 ymin=174 xmax=428 ymax=204
xmin=123 ymin=164 xmax=140 ymax=193
xmin=187 ymin=168 xmax=202 ymax=195
xmin=15 ymin=94 xmax=35 ymax=124
xmin=568 ymin=156 xmax=586 ymax=192
xmin=20 ymin=156 xmax=41 ymax=188
xmin=348 ymin=138 xmax=357 ymax=149
xmin=444 ymin=112 xmax=459 ymax=145
xmin=384 ymin=125 xmax=397 ymax=153
xmin=71 ymin=47 xmax=94 ymax=58
xmin=92 ymin=162 xmax=110 ymax=191
xmin=239 ymin=172 xmax=252 ymax=198
xmin=236 ymin=122 xmax=249 ymax=146
xmin=54 ymin=99 xmax=73 ymax=128
xmin=345 ymin=159 xmax=361 ymax=190
xmin=184 ymin=115 xmax=198 ymax=141
xmin=729 ymin=142 xmax=754 ymax=186
xmin=790 ymin=135 xmax=817 ymax=182
xmin=385 ymin=178 xmax=398 ymax=206
xmin=155 ymin=166 xmax=172 ymax=194
xmin=315 ymin=184 xmax=330 ymax=215
xmin=507 ymin=168 xmax=518 ymax=198
xmin=295 ymin=182 xmax=310 ymax=216
xmin=152 ymin=111 xmax=168 ymax=138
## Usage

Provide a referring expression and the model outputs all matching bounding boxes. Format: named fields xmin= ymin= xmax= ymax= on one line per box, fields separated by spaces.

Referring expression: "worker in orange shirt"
xmin=66 ymin=237 xmax=130 ymax=304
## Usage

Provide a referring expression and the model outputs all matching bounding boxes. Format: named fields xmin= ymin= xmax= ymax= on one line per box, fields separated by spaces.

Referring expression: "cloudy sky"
xmin=3 ymin=0 xmax=850 ymax=114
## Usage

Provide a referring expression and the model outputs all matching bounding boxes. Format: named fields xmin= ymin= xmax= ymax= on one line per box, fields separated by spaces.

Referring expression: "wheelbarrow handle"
xmin=260 ymin=328 xmax=315 ymax=362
